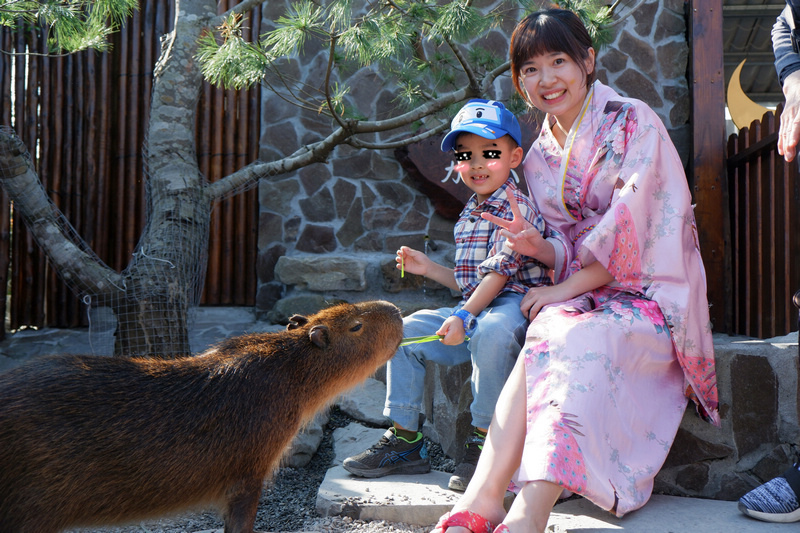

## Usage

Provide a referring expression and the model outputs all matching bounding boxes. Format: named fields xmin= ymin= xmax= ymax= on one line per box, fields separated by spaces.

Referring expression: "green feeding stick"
xmin=400 ymin=334 xmax=470 ymax=346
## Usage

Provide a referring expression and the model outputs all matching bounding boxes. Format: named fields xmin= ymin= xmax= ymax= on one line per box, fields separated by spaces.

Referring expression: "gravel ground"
xmin=70 ymin=408 xmax=451 ymax=533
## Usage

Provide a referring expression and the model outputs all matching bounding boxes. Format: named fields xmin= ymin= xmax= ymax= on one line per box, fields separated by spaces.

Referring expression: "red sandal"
xmin=433 ymin=509 xmax=496 ymax=533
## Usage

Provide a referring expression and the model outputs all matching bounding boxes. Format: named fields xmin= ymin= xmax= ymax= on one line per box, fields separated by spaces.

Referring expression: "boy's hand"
xmin=481 ymin=190 xmax=547 ymax=259
xmin=436 ymin=316 xmax=467 ymax=345
xmin=396 ymin=246 xmax=430 ymax=277
xmin=482 ymin=188 xmax=530 ymax=234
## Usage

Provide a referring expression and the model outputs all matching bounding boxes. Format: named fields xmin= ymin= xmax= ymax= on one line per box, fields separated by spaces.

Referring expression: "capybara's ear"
xmin=287 ymin=314 xmax=309 ymax=330
xmin=309 ymin=325 xmax=329 ymax=348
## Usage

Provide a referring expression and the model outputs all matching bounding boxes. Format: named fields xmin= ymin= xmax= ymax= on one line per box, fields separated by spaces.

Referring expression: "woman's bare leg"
xmin=501 ymin=479 xmax=562 ymax=532
xmin=434 ymin=355 xmax=529 ymax=532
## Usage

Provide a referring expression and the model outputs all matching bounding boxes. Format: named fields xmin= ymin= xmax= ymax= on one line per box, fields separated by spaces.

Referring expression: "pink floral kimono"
xmin=515 ymin=81 xmax=720 ymax=517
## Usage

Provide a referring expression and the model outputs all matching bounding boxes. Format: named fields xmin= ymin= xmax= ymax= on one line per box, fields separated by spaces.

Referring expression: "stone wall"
xmin=598 ymin=0 xmax=691 ymax=163
xmin=253 ymin=1 xmax=800 ymax=501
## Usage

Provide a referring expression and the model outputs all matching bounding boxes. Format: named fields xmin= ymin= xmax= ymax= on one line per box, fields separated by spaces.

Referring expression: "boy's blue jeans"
xmin=384 ymin=292 xmax=528 ymax=431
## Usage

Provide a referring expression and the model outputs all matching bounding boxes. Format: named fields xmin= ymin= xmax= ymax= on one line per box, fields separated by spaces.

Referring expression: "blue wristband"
xmin=451 ymin=308 xmax=477 ymax=336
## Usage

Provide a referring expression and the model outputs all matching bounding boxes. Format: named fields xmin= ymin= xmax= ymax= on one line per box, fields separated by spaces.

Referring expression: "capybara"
xmin=0 ymin=300 xmax=403 ymax=533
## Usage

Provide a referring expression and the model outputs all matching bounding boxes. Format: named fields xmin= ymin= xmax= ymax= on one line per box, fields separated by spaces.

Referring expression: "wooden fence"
xmin=0 ymin=1 xmax=261 ymax=336
xmin=727 ymin=105 xmax=800 ymax=338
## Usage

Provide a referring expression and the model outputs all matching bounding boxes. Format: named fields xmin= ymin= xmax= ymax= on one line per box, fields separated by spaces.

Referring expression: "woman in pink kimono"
xmin=434 ymin=8 xmax=720 ymax=533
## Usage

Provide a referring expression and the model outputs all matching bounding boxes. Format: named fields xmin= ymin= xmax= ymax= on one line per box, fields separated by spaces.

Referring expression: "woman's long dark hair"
xmin=510 ymin=9 xmax=596 ymax=100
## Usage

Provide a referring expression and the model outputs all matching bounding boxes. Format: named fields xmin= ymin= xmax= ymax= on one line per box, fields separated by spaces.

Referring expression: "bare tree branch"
xmin=347 ymin=121 xmax=450 ymax=150
xmin=0 ymin=130 xmax=124 ymax=300
xmin=206 ymin=55 xmax=511 ymax=200
xmin=205 ymin=125 xmax=354 ymax=201
xmin=215 ymin=0 xmax=264 ymax=24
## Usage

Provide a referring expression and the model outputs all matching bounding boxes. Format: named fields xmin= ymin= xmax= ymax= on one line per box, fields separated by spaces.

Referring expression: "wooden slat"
xmin=743 ymin=126 xmax=755 ymax=335
xmin=112 ymin=21 xmax=130 ymax=272
xmin=762 ymin=112 xmax=784 ymax=337
xmin=0 ymin=30 xmax=12 ymax=339
xmin=727 ymin=133 xmax=743 ymax=333
xmin=690 ymin=0 xmax=728 ymax=332
xmin=727 ymin=103 xmax=800 ymax=338
xmin=751 ymin=121 xmax=768 ymax=337
xmin=128 ymin=10 xmax=144 ymax=261
xmin=13 ymin=29 xmax=46 ymax=329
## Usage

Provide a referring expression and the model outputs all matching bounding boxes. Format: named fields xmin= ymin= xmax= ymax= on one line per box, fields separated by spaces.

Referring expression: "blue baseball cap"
xmin=440 ymin=99 xmax=522 ymax=152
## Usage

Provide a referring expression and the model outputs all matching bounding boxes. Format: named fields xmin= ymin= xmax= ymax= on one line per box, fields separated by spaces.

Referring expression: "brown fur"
xmin=0 ymin=300 xmax=403 ymax=533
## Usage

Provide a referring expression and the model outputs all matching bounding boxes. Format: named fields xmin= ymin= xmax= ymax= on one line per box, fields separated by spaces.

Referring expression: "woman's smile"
xmin=542 ymin=89 xmax=566 ymax=101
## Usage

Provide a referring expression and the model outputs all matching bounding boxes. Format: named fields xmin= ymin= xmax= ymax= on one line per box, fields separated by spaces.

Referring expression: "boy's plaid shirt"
xmin=453 ymin=177 xmax=552 ymax=302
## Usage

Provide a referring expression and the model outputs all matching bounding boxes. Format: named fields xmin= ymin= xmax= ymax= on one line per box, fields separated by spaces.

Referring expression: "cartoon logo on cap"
xmin=453 ymin=105 xmax=501 ymax=128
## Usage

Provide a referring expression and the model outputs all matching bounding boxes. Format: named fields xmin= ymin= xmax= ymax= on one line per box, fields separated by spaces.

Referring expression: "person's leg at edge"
xmin=435 ymin=354 xmax=528 ymax=533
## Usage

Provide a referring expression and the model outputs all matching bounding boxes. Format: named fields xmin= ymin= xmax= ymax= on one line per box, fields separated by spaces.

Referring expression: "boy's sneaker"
xmin=739 ymin=464 xmax=800 ymax=523
xmin=342 ymin=427 xmax=431 ymax=478
xmin=448 ymin=430 xmax=485 ymax=492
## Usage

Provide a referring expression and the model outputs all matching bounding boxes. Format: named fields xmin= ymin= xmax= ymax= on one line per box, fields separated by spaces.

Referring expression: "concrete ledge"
xmin=547 ymin=494 xmax=777 ymax=532
xmin=315 ymin=425 xmax=460 ymax=526
xmin=316 ymin=424 xmax=516 ymax=526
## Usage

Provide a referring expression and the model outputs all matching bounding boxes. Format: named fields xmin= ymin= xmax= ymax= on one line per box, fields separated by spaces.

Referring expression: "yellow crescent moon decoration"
xmin=727 ymin=59 xmax=770 ymax=130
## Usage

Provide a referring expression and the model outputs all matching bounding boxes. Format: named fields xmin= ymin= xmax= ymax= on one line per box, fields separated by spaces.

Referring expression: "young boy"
xmin=342 ymin=99 xmax=551 ymax=492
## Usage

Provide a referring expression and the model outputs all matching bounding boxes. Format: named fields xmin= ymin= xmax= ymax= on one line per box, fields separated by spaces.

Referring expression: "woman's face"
xmin=519 ymin=48 xmax=595 ymax=130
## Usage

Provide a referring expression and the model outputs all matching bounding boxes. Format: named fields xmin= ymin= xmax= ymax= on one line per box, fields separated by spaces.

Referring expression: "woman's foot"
xmin=432 ymin=506 xmax=507 ymax=533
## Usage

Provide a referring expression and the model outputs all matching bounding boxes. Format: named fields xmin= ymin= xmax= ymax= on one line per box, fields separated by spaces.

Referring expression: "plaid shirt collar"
xmin=462 ymin=177 xmax=515 ymax=218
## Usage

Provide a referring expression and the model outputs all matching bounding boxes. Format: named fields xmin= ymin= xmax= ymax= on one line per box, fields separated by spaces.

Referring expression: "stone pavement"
xmin=0 ymin=307 xmax=790 ymax=532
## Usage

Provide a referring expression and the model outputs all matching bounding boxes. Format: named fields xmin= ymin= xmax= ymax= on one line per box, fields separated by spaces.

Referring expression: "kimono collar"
xmin=544 ymin=81 xmax=596 ymax=221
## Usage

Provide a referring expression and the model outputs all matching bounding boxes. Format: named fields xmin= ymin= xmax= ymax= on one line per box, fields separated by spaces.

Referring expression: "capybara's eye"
xmin=350 ymin=323 xmax=363 ymax=332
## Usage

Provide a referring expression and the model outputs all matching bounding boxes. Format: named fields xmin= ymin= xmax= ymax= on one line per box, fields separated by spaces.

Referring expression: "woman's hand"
xmin=522 ymin=262 xmax=615 ymax=320
xmin=396 ymin=246 xmax=432 ymax=277
xmin=481 ymin=190 xmax=549 ymax=260
xmin=521 ymin=284 xmax=573 ymax=321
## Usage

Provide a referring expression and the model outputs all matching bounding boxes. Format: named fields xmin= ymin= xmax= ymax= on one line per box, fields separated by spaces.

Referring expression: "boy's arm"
xmin=397 ymin=246 xmax=460 ymax=292
xmin=522 ymin=261 xmax=614 ymax=320
xmin=424 ymin=262 xmax=460 ymax=292
xmin=461 ymin=271 xmax=508 ymax=317
xmin=437 ymin=271 xmax=508 ymax=345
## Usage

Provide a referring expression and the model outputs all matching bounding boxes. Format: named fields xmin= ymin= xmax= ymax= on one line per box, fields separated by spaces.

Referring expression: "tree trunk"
xmin=109 ymin=0 xmax=217 ymax=356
